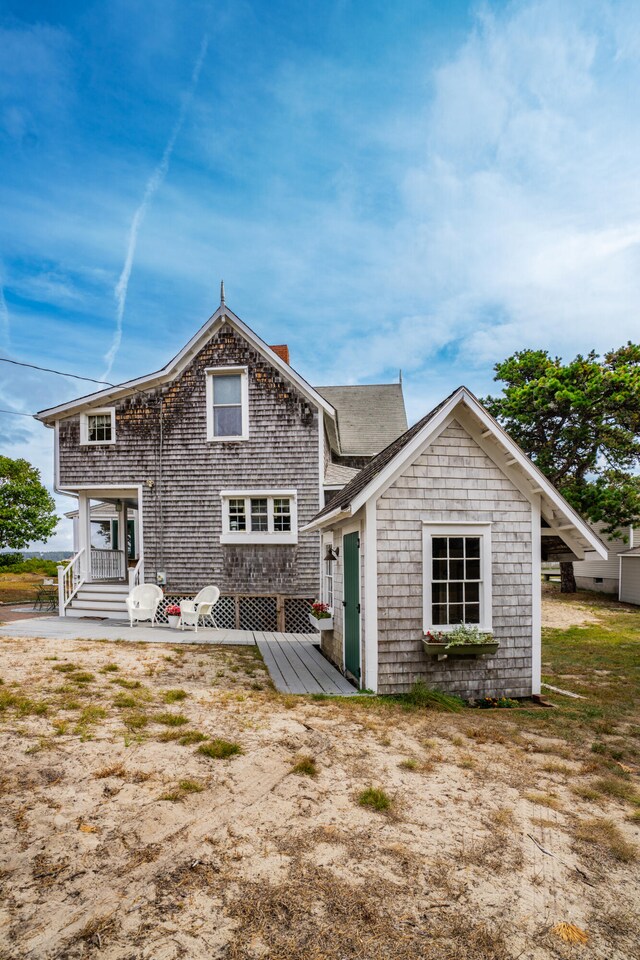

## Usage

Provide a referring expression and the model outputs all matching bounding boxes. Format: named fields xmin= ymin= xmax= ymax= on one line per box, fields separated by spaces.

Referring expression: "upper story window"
xmin=423 ymin=523 xmax=492 ymax=632
xmin=220 ymin=490 xmax=297 ymax=544
xmin=206 ymin=367 xmax=248 ymax=441
xmin=80 ymin=408 xmax=116 ymax=445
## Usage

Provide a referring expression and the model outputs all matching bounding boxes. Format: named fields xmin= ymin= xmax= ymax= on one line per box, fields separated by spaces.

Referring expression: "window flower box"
xmin=309 ymin=602 xmax=333 ymax=631
xmin=309 ymin=613 xmax=334 ymax=631
xmin=422 ymin=626 xmax=499 ymax=660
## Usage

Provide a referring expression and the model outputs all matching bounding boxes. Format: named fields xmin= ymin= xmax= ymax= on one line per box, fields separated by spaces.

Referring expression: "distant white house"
xmin=619 ymin=546 xmax=640 ymax=604
xmin=573 ymin=521 xmax=639 ymax=598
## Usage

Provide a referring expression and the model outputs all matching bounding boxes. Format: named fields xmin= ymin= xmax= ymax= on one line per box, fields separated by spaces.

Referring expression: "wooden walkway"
xmin=255 ymin=632 xmax=357 ymax=696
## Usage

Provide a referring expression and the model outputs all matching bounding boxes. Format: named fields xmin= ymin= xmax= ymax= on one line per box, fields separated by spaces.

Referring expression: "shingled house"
xmin=303 ymin=388 xmax=606 ymax=698
xmin=35 ymin=298 xmax=407 ymax=628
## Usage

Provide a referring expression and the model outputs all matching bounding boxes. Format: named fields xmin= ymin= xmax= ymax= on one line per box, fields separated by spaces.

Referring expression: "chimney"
xmin=269 ymin=344 xmax=290 ymax=365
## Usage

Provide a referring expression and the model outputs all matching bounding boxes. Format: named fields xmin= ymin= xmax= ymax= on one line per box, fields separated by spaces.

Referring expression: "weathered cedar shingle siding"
xmin=376 ymin=421 xmax=533 ymax=698
xmin=57 ymin=324 xmax=321 ymax=595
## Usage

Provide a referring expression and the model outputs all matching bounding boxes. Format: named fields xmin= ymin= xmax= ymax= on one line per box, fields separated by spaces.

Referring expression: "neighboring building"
xmin=36 ymin=297 xmax=406 ymax=625
xmin=303 ymin=387 xmax=606 ymax=698
xmin=619 ymin=546 xmax=640 ymax=605
xmin=573 ymin=521 xmax=638 ymax=596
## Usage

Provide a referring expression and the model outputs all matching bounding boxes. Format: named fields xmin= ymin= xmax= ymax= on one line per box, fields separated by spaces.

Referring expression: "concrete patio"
xmin=0 ymin=616 xmax=357 ymax=695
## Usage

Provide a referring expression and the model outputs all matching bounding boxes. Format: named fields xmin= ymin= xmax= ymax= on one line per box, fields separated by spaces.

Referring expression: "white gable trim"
xmin=36 ymin=306 xmax=335 ymax=423
xmin=304 ymin=387 xmax=607 ymax=559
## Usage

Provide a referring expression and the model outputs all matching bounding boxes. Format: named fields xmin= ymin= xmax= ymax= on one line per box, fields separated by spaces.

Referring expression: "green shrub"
xmin=0 ymin=552 xmax=24 ymax=568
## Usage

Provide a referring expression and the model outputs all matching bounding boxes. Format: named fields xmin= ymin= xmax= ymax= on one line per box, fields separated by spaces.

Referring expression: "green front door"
xmin=343 ymin=531 xmax=361 ymax=681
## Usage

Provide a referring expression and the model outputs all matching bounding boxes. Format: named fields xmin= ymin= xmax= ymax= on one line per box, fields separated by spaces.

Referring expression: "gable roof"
xmin=303 ymin=386 xmax=607 ymax=559
xmin=315 ymin=384 xmax=407 ymax=456
xmin=35 ymin=305 xmax=335 ymax=424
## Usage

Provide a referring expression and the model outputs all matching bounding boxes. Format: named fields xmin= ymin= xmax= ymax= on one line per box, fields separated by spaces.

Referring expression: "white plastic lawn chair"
xmin=125 ymin=584 xmax=163 ymax=627
xmin=179 ymin=586 xmax=220 ymax=632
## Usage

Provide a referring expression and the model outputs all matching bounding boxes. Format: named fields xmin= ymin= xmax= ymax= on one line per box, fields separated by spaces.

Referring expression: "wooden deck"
xmin=255 ymin=632 xmax=357 ymax=696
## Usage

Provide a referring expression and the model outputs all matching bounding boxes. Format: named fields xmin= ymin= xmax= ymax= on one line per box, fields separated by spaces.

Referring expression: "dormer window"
xmin=80 ymin=408 xmax=116 ymax=445
xmin=206 ymin=367 xmax=248 ymax=441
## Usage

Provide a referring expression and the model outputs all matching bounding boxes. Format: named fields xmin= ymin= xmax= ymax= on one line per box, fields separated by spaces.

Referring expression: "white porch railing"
xmin=57 ymin=549 xmax=85 ymax=616
xmin=128 ymin=556 xmax=143 ymax=590
xmin=90 ymin=548 xmax=125 ymax=580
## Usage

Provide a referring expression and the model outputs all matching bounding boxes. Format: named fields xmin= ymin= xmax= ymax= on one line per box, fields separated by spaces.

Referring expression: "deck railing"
xmin=128 ymin=556 xmax=143 ymax=590
xmin=57 ymin=549 xmax=85 ymax=616
xmin=90 ymin=548 xmax=125 ymax=581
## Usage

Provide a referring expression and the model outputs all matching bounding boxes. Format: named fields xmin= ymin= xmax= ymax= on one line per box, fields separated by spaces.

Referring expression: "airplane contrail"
xmin=102 ymin=36 xmax=209 ymax=380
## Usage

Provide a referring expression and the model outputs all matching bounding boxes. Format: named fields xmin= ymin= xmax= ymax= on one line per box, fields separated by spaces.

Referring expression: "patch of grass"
xmin=162 ymin=689 xmax=188 ymax=703
xmin=179 ymin=730 xmax=208 ymax=745
xmin=113 ymin=693 xmax=138 ymax=709
xmin=100 ymin=663 xmax=120 ymax=673
xmin=122 ymin=711 xmax=149 ymax=731
xmin=156 ymin=729 xmax=183 ymax=742
xmin=178 ymin=779 xmax=204 ymax=793
xmin=52 ymin=663 xmax=78 ymax=673
xmin=52 ymin=719 xmax=68 ymax=736
xmin=0 ymin=691 xmax=49 ymax=717
xmin=113 ymin=678 xmax=142 ymax=690
xmin=540 ymin=761 xmax=573 ymax=775
xmin=402 ymin=681 xmax=464 ymax=713
xmin=291 ymin=755 xmax=318 ymax=777
xmin=592 ymin=776 xmax=639 ymax=803
xmin=197 ymin=739 xmax=242 ymax=759
xmin=358 ymin=786 xmax=392 ymax=812
xmin=155 ymin=712 xmax=189 ymax=727
xmin=572 ymin=784 xmax=602 ymax=803
xmin=523 ymin=790 xmax=563 ymax=810
xmin=398 ymin=758 xmax=419 ymax=771
xmin=490 ymin=806 xmax=515 ymax=828
xmin=573 ymin=817 xmax=636 ymax=863
xmin=69 ymin=672 xmax=95 ymax=685
xmin=94 ymin=763 xmax=126 ymax=779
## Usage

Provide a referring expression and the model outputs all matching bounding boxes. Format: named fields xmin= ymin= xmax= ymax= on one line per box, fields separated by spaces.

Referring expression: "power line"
xmin=0 ymin=356 xmax=114 ymax=386
xmin=0 ymin=408 xmax=34 ymax=417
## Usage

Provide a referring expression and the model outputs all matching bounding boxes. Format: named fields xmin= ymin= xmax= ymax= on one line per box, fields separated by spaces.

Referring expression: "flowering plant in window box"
xmin=422 ymin=625 xmax=499 ymax=659
xmin=309 ymin=601 xmax=333 ymax=631
xmin=166 ymin=604 xmax=181 ymax=628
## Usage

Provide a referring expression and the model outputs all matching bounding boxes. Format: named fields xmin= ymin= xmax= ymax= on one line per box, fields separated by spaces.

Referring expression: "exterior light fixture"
xmin=324 ymin=545 xmax=339 ymax=562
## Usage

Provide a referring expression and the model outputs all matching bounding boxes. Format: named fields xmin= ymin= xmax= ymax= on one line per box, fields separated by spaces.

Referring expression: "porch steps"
xmin=66 ymin=582 xmax=129 ymax=619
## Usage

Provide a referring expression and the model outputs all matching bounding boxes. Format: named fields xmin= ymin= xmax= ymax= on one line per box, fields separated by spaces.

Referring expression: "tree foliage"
xmin=0 ymin=457 xmax=58 ymax=550
xmin=483 ymin=344 xmax=640 ymax=538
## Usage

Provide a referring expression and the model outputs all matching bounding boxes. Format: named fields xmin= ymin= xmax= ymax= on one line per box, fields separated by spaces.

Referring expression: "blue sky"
xmin=2 ymin=0 xmax=640 ymax=548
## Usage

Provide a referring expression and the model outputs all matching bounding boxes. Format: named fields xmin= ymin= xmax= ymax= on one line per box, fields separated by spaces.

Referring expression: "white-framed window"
xmin=423 ymin=523 xmax=492 ymax=632
xmin=324 ymin=556 xmax=334 ymax=610
xmin=80 ymin=408 xmax=116 ymax=445
xmin=220 ymin=490 xmax=298 ymax=544
xmin=205 ymin=367 xmax=248 ymax=441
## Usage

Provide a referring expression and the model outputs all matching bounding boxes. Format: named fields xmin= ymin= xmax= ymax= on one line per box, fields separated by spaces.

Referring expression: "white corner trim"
xmin=79 ymin=407 xmax=116 ymax=446
xmin=531 ymin=497 xmax=542 ymax=695
xmin=422 ymin=522 xmax=493 ymax=633
xmin=205 ymin=366 xmax=249 ymax=442
xmin=364 ymin=497 xmax=378 ymax=693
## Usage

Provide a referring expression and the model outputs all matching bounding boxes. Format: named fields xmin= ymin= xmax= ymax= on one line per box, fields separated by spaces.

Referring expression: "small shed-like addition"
xmin=619 ymin=546 xmax=640 ymax=605
xmin=303 ymin=387 xmax=607 ymax=699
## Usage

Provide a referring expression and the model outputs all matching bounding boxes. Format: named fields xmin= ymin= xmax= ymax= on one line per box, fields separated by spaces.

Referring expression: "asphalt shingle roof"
xmin=310 ymin=388 xmax=459 ymax=524
xmin=315 ymin=383 xmax=407 ymax=457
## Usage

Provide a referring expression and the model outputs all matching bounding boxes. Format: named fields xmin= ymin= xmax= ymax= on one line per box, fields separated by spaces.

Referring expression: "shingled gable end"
xmin=35 ymin=302 xmax=407 ymax=630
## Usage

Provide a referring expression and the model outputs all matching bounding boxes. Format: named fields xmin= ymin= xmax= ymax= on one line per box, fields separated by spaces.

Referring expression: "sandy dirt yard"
xmin=0 ymin=597 xmax=639 ymax=959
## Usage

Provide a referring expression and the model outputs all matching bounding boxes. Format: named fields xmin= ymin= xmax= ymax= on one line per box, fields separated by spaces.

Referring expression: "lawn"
xmin=0 ymin=587 xmax=638 ymax=959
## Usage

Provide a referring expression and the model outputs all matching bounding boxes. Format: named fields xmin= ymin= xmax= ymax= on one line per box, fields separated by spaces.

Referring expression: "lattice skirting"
xmin=157 ymin=594 xmax=314 ymax=632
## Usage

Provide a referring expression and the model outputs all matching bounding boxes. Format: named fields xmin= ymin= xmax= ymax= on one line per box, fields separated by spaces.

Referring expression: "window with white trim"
xmin=80 ymin=408 xmax=116 ymax=445
xmin=324 ymin=557 xmax=334 ymax=609
xmin=423 ymin=524 xmax=492 ymax=631
xmin=206 ymin=367 xmax=248 ymax=441
xmin=220 ymin=491 xmax=298 ymax=544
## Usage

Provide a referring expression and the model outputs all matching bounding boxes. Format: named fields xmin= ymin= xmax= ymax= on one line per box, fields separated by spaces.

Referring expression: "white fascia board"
xmin=344 ymin=386 xmax=606 ymax=560
xmin=35 ymin=306 xmax=337 ymax=424
xmin=300 ymin=505 xmax=352 ymax=532
xmin=459 ymin=392 xmax=608 ymax=559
